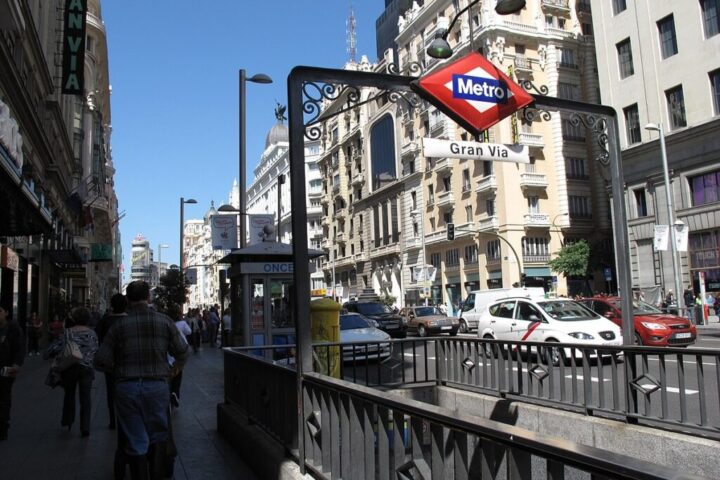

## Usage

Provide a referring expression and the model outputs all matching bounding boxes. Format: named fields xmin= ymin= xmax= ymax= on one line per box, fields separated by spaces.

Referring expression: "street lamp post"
xmin=179 ymin=197 xmax=197 ymax=294
xmin=645 ymin=123 xmax=683 ymax=309
xmin=551 ymin=212 xmax=569 ymax=248
xmin=238 ymin=69 xmax=272 ymax=249
xmin=157 ymin=243 xmax=169 ymax=283
xmin=411 ymin=211 xmax=428 ymax=306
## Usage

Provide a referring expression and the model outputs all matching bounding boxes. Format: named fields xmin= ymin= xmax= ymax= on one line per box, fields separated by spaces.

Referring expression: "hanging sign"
xmin=61 ymin=0 xmax=88 ymax=94
xmin=412 ymin=52 xmax=534 ymax=135
xmin=248 ymin=214 xmax=275 ymax=245
xmin=422 ymin=138 xmax=529 ymax=163
xmin=675 ymin=223 xmax=689 ymax=252
xmin=211 ymin=214 xmax=238 ymax=250
xmin=653 ymin=225 xmax=669 ymax=251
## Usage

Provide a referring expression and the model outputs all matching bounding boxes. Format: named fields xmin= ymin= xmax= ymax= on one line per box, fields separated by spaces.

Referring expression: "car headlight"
xmin=640 ymin=322 xmax=669 ymax=330
xmin=368 ymin=319 xmax=379 ymax=328
xmin=427 ymin=320 xmax=438 ymax=326
xmin=568 ymin=332 xmax=594 ymax=340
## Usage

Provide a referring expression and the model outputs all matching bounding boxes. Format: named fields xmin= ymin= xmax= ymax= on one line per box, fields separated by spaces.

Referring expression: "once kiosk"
xmin=218 ymin=240 xmax=324 ymax=360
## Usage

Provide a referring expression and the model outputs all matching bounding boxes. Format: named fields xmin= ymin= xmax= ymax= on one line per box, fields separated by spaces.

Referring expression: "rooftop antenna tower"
xmin=346 ymin=5 xmax=357 ymax=63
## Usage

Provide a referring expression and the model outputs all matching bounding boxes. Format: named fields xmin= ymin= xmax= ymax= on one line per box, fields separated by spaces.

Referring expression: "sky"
xmin=103 ymin=1 xmax=383 ymax=281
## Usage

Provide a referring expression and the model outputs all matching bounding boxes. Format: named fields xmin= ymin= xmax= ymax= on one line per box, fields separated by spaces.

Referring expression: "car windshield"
xmin=537 ymin=300 xmax=599 ymax=321
xmin=340 ymin=314 xmax=371 ymax=330
xmin=355 ymin=303 xmax=390 ymax=315
xmin=414 ymin=306 xmax=441 ymax=317
xmin=608 ymin=298 xmax=664 ymax=315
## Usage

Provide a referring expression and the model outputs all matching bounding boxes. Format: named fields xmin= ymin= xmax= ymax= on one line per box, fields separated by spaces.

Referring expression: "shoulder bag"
xmin=56 ymin=328 xmax=83 ymax=371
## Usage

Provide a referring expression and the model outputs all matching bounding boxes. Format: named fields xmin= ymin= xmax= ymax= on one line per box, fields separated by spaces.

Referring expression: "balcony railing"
xmin=519 ymin=172 xmax=549 ymax=189
xmin=401 ymin=141 xmax=420 ymax=157
xmin=434 ymin=158 xmax=452 ymax=173
xmin=353 ymin=252 xmax=367 ymax=263
xmin=523 ymin=212 xmax=551 ymax=227
xmin=478 ymin=216 xmax=499 ymax=231
xmin=541 ymin=0 xmax=570 ymax=11
xmin=518 ymin=132 xmax=545 ymax=148
xmin=514 ymin=56 xmax=533 ymax=72
xmin=523 ymin=254 xmax=550 ymax=263
xmin=475 ymin=175 xmax=498 ymax=194
xmin=405 ymin=236 xmax=421 ymax=249
xmin=436 ymin=191 xmax=454 ymax=208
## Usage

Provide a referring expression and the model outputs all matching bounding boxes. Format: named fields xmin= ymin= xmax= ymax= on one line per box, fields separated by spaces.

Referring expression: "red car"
xmin=579 ymin=296 xmax=697 ymax=346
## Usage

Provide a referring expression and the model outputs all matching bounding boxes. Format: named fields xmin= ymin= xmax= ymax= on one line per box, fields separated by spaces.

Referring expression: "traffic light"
xmin=447 ymin=223 xmax=455 ymax=241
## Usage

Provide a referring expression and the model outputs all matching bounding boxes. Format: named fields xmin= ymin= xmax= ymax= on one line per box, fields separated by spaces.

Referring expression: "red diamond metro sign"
xmin=412 ymin=52 xmax=534 ymax=136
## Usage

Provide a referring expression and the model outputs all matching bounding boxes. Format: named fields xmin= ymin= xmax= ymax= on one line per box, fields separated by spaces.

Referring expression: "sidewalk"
xmin=0 ymin=345 xmax=258 ymax=480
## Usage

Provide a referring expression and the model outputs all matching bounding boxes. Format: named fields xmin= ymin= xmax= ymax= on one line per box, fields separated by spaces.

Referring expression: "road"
xmin=337 ymin=328 xmax=720 ymax=438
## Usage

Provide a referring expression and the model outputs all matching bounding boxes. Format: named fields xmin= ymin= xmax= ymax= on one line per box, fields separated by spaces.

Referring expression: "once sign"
xmin=422 ymin=138 xmax=529 ymax=163
xmin=413 ymin=52 xmax=534 ymax=135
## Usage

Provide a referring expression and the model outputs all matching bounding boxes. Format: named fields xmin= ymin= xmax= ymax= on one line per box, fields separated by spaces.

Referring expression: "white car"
xmin=340 ymin=313 xmax=392 ymax=362
xmin=477 ymin=297 xmax=623 ymax=365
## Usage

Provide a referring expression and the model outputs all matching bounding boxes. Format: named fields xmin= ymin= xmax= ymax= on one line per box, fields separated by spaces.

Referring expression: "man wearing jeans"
xmin=95 ymin=281 xmax=188 ymax=480
xmin=683 ymin=285 xmax=696 ymax=324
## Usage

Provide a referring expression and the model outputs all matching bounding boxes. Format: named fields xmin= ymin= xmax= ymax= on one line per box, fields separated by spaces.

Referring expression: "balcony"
xmin=436 ymin=191 xmax=454 ymax=209
xmin=321 ymin=217 xmax=330 ymax=227
xmin=476 ymin=175 xmax=498 ymax=195
xmin=514 ymin=56 xmax=533 ymax=73
xmin=336 ymin=232 xmax=346 ymax=244
xmin=519 ymin=172 xmax=548 ymax=190
xmin=320 ymin=196 xmax=329 ymax=205
xmin=425 ymin=230 xmax=447 ymax=245
xmin=434 ymin=158 xmax=453 ymax=173
xmin=332 ymin=183 xmax=341 ymax=195
xmin=518 ymin=132 xmax=545 ymax=148
xmin=454 ymin=222 xmax=475 ymax=239
xmin=405 ymin=236 xmax=421 ymax=249
xmin=401 ymin=141 xmax=420 ymax=158
xmin=523 ymin=213 xmax=551 ymax=228
xmin=307 ymin=205 xmax=322 ymax=216
xmin=478 ymin=216 xmax=499 ymax=231
xmin=524 ymin=254 xmax=551 ymax=263
xmin=351 ymin=172 xmax=364 ymax=186
xmin=335 ymin=208 xmax=346 ymax=220
xmin=429 ymin=118 xmax=446 ymax=138
xmin=308 ymin=189 xmax=323 ymax=198
xmin=541 ymin=0 xmax=570 ymax=12
xmin=353 ymin=252 xmax=368 ymax=263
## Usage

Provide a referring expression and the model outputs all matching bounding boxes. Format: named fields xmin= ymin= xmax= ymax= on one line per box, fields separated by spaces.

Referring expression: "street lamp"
xmin=427 ymin=0 xmax=526 ymax=59
xmin=411 ymin=211 xmax=429 ymax=306
xmin=551 ymin=212 xmax=569 ymax=248
xmin=645 ymin=123 xmax=683 ymax=309
xmin=179 ymin=197 xmax=197 ymax=293
xmin=157 ymin=243 xmax=169 ymax=282
xmin=239 ymin=69 xmax=273 ymax=249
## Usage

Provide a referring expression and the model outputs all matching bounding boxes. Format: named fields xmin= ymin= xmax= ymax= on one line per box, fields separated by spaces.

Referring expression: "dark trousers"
xmin=61 ymin=364 xmax=94 ymax=433
xmin=28 ymin=333 xmax=40 ymax=354
xmin=170 ymin=371 xmax=183 ymax=400
xmin=105 ymin=372 xmax=116 ymax=426
xmin=0 ymin=377 xmax=14 ymax=435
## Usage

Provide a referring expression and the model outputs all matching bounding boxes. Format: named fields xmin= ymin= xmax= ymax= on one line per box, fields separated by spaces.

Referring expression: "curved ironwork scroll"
xmin=386 ymin=61 xmax=425 ymax=77
xmin=522 ymin=107 xmax=552 ymax=123
xmin=520 ymin=80 xmax=549 ymax=96
xmin=569 ymin=113 xmax=610 ymax=166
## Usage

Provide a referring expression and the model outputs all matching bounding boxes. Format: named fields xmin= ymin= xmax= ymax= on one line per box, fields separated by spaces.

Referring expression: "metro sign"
xmin=412 ymin=52 xmax=534 ymax=136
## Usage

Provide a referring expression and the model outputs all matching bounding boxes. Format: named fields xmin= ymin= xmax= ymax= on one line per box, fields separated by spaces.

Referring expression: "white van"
xmin=458 ymin=287 xmax=546 ymax=333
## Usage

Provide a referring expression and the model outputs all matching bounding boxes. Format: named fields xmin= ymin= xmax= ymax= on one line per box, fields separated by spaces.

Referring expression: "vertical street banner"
xmin=675 ymin=224 xmax=689 ymax=252
xmin=248 ymin=214 xmax=275 ymax=245
xmin=210 ymin=214 xmax=238 ymax=250
xmin=653 ymin=225 xmax=669 ymax=251
xmin=62 ymin=0 xmax=87 ymax=94
xmin=185 ymin=267 xmax=197 ymax=285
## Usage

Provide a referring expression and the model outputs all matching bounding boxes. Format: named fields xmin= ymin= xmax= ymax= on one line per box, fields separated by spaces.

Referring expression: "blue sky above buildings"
xmin=104 ymin=1 xmax=382 ymax=280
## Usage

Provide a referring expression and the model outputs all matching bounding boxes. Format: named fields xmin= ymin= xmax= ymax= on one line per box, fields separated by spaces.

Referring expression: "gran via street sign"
xmin=412 ymin=52 xmax=534 ymax=135
xmin=422 ymin=138 xmax=529 ymax=163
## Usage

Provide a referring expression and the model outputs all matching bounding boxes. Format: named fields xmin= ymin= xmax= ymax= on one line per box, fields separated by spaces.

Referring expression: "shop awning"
xmin=488 ymin=270 xmax=502 ymax=280
xmin=524 ymin=267 xmax=552 ymax=277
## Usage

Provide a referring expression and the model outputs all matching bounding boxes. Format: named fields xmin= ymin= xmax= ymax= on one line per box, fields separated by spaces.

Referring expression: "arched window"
xmin=370 ymin=114 xmax=396 ymax=190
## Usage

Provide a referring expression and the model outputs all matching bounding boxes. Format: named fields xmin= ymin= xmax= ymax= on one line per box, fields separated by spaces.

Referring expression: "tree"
xmin=379 ymin=294 xmax=397 ymax=309
xmin=152 ymin=268 xmax=188 ymax=313
xmin=549 ymin=240 xmax=590 ymax=277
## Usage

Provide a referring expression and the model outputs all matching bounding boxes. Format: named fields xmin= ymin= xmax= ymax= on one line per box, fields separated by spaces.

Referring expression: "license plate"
xmin=675 ymin=332 xmax=692 ymax=339
xmin=441 ymin=326 xmax=452 ymax=330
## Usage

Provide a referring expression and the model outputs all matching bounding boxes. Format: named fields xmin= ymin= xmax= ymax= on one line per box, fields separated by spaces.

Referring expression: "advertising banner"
xmin=184 ymin=267 xmax=197 ymax=285
xmin=653 ymin=225 xmax=669 ymax=251
xmin=211 ymin=214 xmax=237 ymax=250
xmin=248 ymin=214 xmax=275 ymax=245
xmin=675 ymin=224 xmax=689 ymax=252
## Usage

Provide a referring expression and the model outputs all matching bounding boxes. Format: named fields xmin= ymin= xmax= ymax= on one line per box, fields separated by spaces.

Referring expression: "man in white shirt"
xmin=221 ymin=309 xmax=232 ymax=347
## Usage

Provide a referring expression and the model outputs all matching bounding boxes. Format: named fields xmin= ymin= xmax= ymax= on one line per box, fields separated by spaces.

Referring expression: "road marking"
xmin=639 ymin=384 xmax=698 ymax=395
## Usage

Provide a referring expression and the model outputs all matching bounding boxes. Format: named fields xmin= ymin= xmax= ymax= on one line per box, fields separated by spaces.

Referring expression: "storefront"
xmin=487 ymin=270 xmax=503 ymax=289
xmin=524 ymin=267 xmax=552 ymax=292
xmin=689 ymin=229 xmax=720 ymax=293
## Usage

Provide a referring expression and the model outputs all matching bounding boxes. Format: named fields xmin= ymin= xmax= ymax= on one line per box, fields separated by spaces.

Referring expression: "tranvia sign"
xmin=422 ymin=138 xmax=529 ymax=163
xmin=412 ymin=52 xmax=534 ymax=135
xmin=61 ymin=0 xmax=87 ymax=95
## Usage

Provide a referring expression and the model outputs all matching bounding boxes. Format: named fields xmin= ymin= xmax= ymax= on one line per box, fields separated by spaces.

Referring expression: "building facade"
xmin=0 ymin=0 xmax=121 ymax=322
xmin=591 ymin=0 xmax=720 ymax=296
xmin=316 ymin=0 xmax=609 ymax=308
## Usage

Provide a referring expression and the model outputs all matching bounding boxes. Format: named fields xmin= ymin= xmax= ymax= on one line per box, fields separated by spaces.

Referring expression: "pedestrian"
xmin=95 ymin=293 xmax=128 ymax=430
xmin=187 ymin=309 xmax=201 ymax=353
xmin=221 ymin=308 xmax=232 ymax=347
xmin=207 ymin=307 xmax=220 ymax=347
xmin=49 ymin=314 xmax=64 ymax=341
xmin=201 ymin=309 xmax=210 ymax=344
xmin=167 ymin=304 xmax=190 ymax=408
xmin=94 ymin=281 xmax=188 ymax=479
xmin=26 ymin=311 xmax=42 ymax=356
xmin=48 ymin=307 xmax=98 ymax=437
xmin=683 ymin=285 xmax=695 ymax=324
xmin=0 ymin=304 xmax=24 ymax=441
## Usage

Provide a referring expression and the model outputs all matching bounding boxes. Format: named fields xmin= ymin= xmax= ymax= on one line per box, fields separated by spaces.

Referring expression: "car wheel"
xmin=634 ymin=333 xmax=643 ymax=346
xmin=417 ymin=324 xmax=427 ymax=337
xmin=459 ymin=319 xmax=469 ymax=334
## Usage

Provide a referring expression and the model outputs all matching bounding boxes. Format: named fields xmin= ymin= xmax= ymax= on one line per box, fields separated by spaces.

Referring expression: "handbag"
xmin=56 ymin=329 xmax=83 ymax=371
xmin=44 ymin=366 xmax=62 ymax=388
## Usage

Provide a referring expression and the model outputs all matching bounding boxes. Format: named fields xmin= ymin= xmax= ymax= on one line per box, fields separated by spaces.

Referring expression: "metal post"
xmin=657 ymin=125 xmax=683 ymax=311
xmin=239 ymin=69 xmax=247 ymax=249
xmin=277 ymin=174 xmax=285 ymax=242
xmin=420 ymin=213 xmax=428 ymax=306
xmin=179 ymin=197 xmax=185 ymax=282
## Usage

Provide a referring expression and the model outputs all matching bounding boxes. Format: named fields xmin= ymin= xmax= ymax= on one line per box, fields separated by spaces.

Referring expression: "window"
xmin=666 ymin=85 xmax=687 ymax=129
xmin=487 ymin=240 xmax=501 ymax=260
xmin=557 ymin=47 xmax=576 ymax=68
xmin=558 ymin=82 xmax=579 ymax=100
xmin=483 ymin=161 xmax=493 ymax=176
xmin=462 ymin=169 xmax=471 ymax=191
xmin=411 ymin=191 xmax=417 ymax=210
xmin=566 ymin=157 xmax=587 ymax=179
xmin=522 ymin=237 xmax=549 ymax=257
xmin=464 ymin=245 xmax=478 ymax=263
xmin=711 ymin=69 xmax=720 ymax=115
xmin=569 ymin=195 xmax=592 ymax=218
xmin=623 ymin=104 xmax=641 ymax=144
xmin=427 ymin=184 xmax=434 ymax=204
xmin=443 ymin=211 xmax=453 ymax=225
xmin=702 ymin=0 xmax=720 ymax=38
xmin=465 ymin=205 xmax=473 ymax=222
xmin=486 ymin=199 xmax=495 ymax=216
xmin=442 ymin=175 xmax=452 ymax=191
xmin=413 ymin=221 xmax=419 ymax=237
xmin=528 ymin=196 xmax=539 ymax=214
xmin=370 ymin=114 xmax=397 ymax=190
xmin=634 ymin=188 xmax=648 ymax=217
xmin=430 ymin=252 xmax=441 ymax=268
xmin=582 ymin=22 xmax=593 ymax=36
xmin=616 ymin=39 xmax=634 ymax=78
xmin=690 ymin=170 xmax=720 ymax=206
xmin=562 ymin=118 xmax=586 ymax=141
xmin=445 ymin=249 xmax=460 ymax=267
xmin=657 ymin=15 xmax=678 ymax=58
xmin=613 ymin=0 xmax=626 ymax=15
